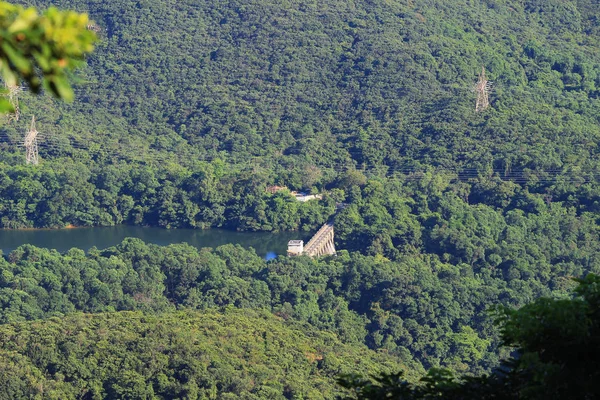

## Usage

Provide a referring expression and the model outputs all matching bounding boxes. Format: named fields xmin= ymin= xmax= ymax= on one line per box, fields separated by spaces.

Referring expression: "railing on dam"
xmin=287 ymin=222 xmax=336 ymax=257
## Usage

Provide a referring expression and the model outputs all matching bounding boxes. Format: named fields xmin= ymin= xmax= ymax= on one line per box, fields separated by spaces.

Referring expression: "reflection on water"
xmin=0 ymin=226 xmax=307 ymax=259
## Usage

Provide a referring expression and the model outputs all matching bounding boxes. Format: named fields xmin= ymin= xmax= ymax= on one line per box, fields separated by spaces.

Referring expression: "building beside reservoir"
xmin=266 ymin=186 xmax=322 ymax=202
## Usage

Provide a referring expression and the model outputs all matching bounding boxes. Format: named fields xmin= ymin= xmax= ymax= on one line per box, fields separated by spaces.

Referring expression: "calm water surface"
xmin=0 ymin=226 xmax=306 ymax=258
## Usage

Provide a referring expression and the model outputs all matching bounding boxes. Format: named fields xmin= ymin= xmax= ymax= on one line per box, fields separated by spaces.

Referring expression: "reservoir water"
xmin=0 ymin=226 xmax=306 ymax=259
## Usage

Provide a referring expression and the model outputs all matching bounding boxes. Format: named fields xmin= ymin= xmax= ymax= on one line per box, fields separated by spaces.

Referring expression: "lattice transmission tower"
xmin=474 ymin=66 xmax=492 ymax=112
xmin=24 ymin=115 xmax=39 ymax=165
xmin=4 ymin=82 xmax=22 ymax=122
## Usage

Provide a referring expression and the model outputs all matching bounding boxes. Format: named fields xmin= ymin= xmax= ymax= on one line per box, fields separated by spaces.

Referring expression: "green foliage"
xmin=0 ymin=159 xmax=336 ymax=230
xmin=1 ymin=0 xmax=600 ymax=391
xmin=0 ymin=309 xmax=404 ymax=399
xmin=493 ymin=273 xmax=600 ymax=399
xmin=2 ymin=234 xmax=598 ymax=376
xmin=1 ymin=0 xmax=600 ymax=234
xmin=0 ymin=1 xmax=95 ymax=109
xmin=340 ymin=274 xmax=600 ymax=399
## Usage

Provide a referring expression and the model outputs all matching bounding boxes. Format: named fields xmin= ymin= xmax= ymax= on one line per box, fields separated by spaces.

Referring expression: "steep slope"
xmin=2 ymin=0 xmax=600 ymax=229
xmin=3 ymin=0 xmax=600 ymax=169
xmin=1 ymin=1 xmax=600 ymax=389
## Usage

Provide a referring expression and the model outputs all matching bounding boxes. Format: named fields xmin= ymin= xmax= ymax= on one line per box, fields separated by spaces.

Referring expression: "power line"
xmin=474 ymin=66 xmax=491 ymax=112
xmin=2 ymin=127 xmax=599 ymax=183
xmin=4 ymin=83 xmax=22 ymax=123
xmin=23 ymin=116 xmax=39 ymax=165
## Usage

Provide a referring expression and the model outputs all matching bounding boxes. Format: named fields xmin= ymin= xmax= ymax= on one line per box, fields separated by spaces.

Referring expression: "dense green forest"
xmin=1 ymin=0 xmax=600 ymax=397
xmin=1 ymin=0 xmax=600 ymax=230
xmin=0 ymin=309 xmax=404 ymax=399
xmin=2 ymin=237 xmax=598 ymax=376
xmin=341 ymin=274 xmax=600 ymax=400
xmin=2 ymin=239 xmax=597 ymax=398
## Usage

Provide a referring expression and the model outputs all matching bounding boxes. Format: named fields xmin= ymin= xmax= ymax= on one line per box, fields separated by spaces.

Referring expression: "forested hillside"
xmin=0 ymin=309 xmax=405 ymax=399
xmin=1 ymin=0 xmax=600 ymax=395
xmin=1 ymin=0 xmax=600 ymax=230
xmin=3 ymin=238 xmax=598 ymax=376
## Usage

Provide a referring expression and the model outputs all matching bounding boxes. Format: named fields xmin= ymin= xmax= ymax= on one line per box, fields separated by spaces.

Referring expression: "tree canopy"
xmin=0 ymin=0 xmax=600 ymax=397
xmin=0 ymin=308 xmax=404 ymax=399
xmin=340 ymin=274 xmax=600 ymax=400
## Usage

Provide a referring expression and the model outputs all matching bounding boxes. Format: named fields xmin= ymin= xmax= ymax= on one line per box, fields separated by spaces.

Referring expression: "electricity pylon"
xmin=24 ymin=115 xmax=39 ymax=165
xmin=5 ymin=83 xmax=22 ymax=122
xmin=475 ymin=66 xmax=492 ymax=112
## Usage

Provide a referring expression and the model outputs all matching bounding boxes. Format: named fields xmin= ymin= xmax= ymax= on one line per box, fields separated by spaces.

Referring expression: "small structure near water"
xmin=287 ymin=240 xmax=304 ymax=256
xmin=287 ymin=222 xmax=336 ymax=258
xmin=293 ymin=192 xmax=322 ymax=202
xmin=266 ymin=186 xmax=322 ymax=202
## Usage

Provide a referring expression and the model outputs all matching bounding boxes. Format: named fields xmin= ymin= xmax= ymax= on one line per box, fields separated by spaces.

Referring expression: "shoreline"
xmin=0 ymin=223 xmax=80 ymax=231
